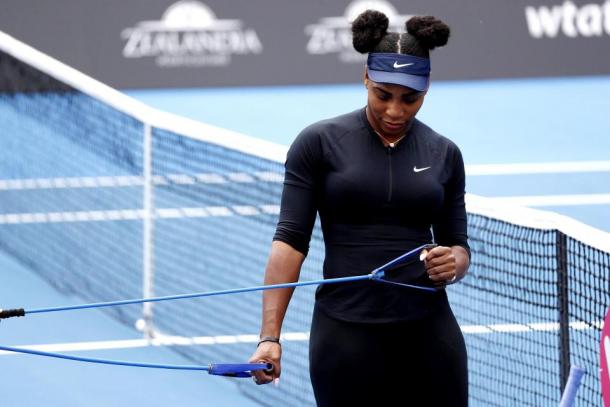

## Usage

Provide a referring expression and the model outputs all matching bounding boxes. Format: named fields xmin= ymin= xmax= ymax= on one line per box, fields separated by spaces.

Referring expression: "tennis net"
xmin=1 ymin=30 xmax=608 ymax=406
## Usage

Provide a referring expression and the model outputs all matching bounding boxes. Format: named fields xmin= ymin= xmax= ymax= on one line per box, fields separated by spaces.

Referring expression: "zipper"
xmin=387 ymin=146 xmax=393 ymax=202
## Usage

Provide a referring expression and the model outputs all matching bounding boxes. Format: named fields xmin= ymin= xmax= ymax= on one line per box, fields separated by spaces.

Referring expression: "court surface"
xmin=0 ymin=253 xmax=261 ymax=407
xmin=1 ymin=76 xmax=607 ymax=406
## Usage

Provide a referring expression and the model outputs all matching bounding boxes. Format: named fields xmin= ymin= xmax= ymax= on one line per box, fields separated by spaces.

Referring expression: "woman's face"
xmin=364 ymin=73 xmax=426 ymax=139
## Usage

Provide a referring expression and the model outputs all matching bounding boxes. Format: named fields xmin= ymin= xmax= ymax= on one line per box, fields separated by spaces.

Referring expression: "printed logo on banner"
xmin=121 ymin=0 xmax=262 ymax=67
xmin=305 ymin=0 xmax=412 ymax=63
xmin=525 ymin=1 xmax=610 ymax=38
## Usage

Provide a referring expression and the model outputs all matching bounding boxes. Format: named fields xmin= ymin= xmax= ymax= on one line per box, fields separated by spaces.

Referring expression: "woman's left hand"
xmin=421 ymin=246 xmax=458 ymax=287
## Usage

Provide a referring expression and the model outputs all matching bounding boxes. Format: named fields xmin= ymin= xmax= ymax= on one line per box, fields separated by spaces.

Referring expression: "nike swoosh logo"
xmin=413 ymin=166 xmax=431 ymax=173
xmin=394 ymin=61 xmax=414 ymax=69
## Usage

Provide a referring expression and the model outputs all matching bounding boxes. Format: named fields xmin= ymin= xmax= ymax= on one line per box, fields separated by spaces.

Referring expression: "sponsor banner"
xmin=0 ymin=0 xmax=609 ymax=88
xmin=121 ymin=1 xmax=263 ymax=68
xmin=602 ymin=307 xmax=610 ymax=406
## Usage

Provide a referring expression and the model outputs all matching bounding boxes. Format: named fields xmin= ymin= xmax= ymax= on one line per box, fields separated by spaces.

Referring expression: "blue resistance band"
xmin=0 ymin=243 xmax=437 ymax=320
xmin=0 ymin=243 xmax=437 ymax=375
xmin=0 ymin=344 xmax=270 ymax=377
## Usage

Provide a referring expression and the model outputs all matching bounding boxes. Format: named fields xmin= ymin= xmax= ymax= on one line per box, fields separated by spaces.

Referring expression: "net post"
xmin=557 ymin=231 xmax=570 ymax=392
xmin=142 ymin=122 xmax=155 ymax=338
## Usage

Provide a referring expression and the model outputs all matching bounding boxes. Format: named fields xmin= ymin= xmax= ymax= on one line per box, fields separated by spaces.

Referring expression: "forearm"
xmin=451 ymin=245 xmax=470 ymax=281
xmin=259 ymin=240 xmax=305 ymax=338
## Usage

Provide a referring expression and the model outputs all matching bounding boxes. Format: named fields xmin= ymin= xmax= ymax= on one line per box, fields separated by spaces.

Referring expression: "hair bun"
xmin=352 ymin=10 xmax=389 ymax=54
xmin=406 ymin=16 xmax=450 ymax=50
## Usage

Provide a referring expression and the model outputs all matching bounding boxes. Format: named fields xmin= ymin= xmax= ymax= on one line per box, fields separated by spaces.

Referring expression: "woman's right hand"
xmin=248 ymin=341 xmax=282 ymax=385
xmin=250 ymin=241 xmax=305 ymax=385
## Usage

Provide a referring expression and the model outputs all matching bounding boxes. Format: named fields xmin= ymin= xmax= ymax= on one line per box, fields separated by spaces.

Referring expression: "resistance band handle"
xmin=208 ymin=363 xmax=273 ymax=378
xmin=420 ymin=243 xmax=438 ymax=256
xmin=371 ymin=243 xmax=438 ymax=279
xmin=0 ymin=308 xmax=25 ymax=320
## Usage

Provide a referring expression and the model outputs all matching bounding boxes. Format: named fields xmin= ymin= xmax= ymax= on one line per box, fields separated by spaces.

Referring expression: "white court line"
xmin=0 ymin=172 xmax=284 ymax=191
xmin=0 ymin=161 xmax=608 ymax=191
xmin=486 ymin=193 xmax=610 ymax=207
xmin=466 ymin=160 xmax=610 ymax=175
xmin=1 ymin=321 xmax=602 ymax=356
xmin=0 ymin=332 xmax=301 ymax=356
xmin=459 ymin=320 xmax=604 ymax=334
xmin=5 ymin=191 xmax=610 ymax=225
xmin=0 ymin=205 xmax=281 ymax=224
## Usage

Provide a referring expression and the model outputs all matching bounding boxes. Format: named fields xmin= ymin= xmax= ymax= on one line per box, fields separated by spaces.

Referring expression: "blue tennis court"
xmin=0 ymin=253 xmax=261 ymax=407
xmin=1 ymin=45 xmax=608 ymax=406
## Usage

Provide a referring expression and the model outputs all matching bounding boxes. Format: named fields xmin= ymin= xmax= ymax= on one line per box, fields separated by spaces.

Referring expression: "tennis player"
xmin=250 ymin=10 xmax=470 ymax=406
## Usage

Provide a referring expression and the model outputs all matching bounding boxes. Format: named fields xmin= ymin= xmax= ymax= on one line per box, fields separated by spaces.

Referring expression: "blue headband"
xmin=366 ymin=53 xmax=431 ymax=91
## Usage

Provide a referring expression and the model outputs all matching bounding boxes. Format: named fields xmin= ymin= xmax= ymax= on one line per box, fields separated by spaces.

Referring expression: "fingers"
xmin=430 ymin=272 xmax=457 ymax=288
xmin=249 ymin=361 xmax=278 ymax=385
xmin=248 ymin=342 xmax=282 ymax=385
xmin=421 ymin=246 xmax=456 ymax=285
xmin=250 ymin=364 xmax=274 ymax=385
xmin=251 ymin=366 xmax=277 ymax=385
xmin=419 ymin=248 xmax=429 ymax=261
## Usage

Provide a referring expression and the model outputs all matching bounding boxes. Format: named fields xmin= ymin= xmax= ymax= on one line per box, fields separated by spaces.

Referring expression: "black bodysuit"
xmin=274 ymin=107 xmax=469 ymax=322
xmin=274 ymin=108 xmax=470 ymax=406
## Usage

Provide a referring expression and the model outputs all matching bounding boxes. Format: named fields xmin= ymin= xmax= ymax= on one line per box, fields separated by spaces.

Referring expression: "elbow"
xmin=273 ymin=226 xmax=310 ymax=256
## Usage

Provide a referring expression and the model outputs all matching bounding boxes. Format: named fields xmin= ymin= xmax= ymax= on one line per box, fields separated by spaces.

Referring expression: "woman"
xmin=250 ymin=10 xmax=470 ymax=406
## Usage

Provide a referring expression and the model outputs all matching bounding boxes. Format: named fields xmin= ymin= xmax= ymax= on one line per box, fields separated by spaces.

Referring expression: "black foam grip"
xmin=0 ymin=308 xmax=25 ymax=319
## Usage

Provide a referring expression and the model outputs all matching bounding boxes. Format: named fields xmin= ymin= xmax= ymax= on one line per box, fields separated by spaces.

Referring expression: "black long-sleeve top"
xmin=274 ymin=108 xmax=469 ymax=322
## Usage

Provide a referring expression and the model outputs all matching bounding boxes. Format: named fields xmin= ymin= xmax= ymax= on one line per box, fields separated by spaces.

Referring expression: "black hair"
xmin=352 ymin=10 xmax=450 ymax=58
